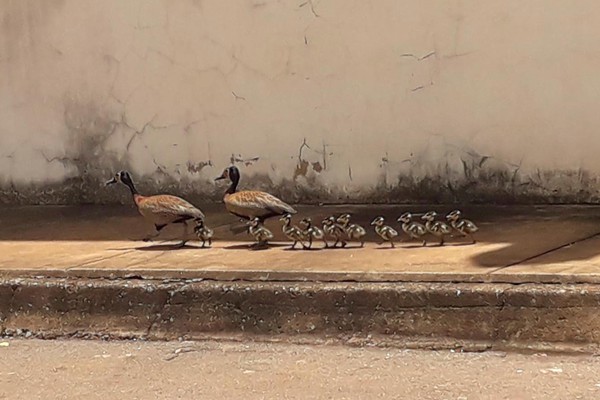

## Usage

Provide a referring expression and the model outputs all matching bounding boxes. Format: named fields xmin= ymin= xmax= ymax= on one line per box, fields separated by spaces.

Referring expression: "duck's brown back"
xmin=136 ymin=194 xmax=205 ymax=225
xmin=224 ymin=190 xmax=296 ymax=219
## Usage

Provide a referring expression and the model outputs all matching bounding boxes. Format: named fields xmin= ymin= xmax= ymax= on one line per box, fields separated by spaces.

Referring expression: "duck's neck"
xmin=226 ymin=175 xmax=239 ymax=195
xmin=124 ymin=180 xmax=140 ymax=202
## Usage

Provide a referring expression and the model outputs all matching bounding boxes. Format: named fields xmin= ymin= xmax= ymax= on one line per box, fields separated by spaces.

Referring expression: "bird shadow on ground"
xmin=134 ymin=244 xmax=208 ymax=251
xmin=223 ymin=243 xmax=290 ymax=251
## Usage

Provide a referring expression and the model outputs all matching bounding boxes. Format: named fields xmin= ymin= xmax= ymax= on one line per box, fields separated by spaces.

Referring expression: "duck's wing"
xmin=139 ymin=195 xmax=205 ymax=220
xmin=226 ymin=191 xmax=296 ymax=218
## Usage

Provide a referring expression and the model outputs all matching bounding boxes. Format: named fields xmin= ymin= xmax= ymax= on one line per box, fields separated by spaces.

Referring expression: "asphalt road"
xmin=1 ymin=339 xmax=599 ymax=399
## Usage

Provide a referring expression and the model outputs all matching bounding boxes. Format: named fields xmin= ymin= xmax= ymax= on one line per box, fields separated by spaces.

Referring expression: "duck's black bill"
xmin=105 ymin=177 xmax=117 ymax=186
xmin=214 ymin=175 xmax=225 ymax=181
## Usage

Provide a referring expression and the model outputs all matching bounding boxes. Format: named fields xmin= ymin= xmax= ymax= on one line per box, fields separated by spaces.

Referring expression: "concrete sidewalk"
xmin=1 ymin=205 xmax=600 ymax=283
xmin=2 ymin=204 xmax=600 ymax=351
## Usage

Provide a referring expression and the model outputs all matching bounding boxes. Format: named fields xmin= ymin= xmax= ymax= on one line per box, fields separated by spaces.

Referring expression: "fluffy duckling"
xmin=336 ymin=213 xmax=367 ymax=247
xmin=300 ymin=217 xmax=325 ymax=249
xmin=247 ymin=217 xmax=273 ymax=247
xmin=194 ymin=220 xmax=214 ymax=248
xmin=421 ymin=211 xmax=452 ymax=246
xmin=106 ymin=170 xmax=205 ymax=247
xmin=215 ymin=166 xmax=296 ymax=227
xmin=371 ymin=216 xmax=398 ymax=248
xmin=322 ymin=216 xmax=347 ymax=248
xmin=279 ymin=213 xmax=306 ymax=249
xmin=397 ymin=212 xmax=428 ymax=246
xmin=446 ymin=210 xmax=479 ymax=244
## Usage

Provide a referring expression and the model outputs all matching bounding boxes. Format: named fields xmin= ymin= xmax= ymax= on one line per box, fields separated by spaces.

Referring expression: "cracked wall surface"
xmin=2 ymin=0 xmax=600 ymax=205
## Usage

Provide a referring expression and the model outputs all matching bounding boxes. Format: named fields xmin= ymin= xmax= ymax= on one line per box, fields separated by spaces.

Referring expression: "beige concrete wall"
xmin=2 ymin=0 xmax=600 ymax=204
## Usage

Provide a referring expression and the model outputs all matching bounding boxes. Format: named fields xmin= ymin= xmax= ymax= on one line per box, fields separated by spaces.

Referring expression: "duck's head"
xmin=322 ymin=216 xmax=336 ymax=226
xmin=371 ymin=216 xmax=385 ymax=226
xmin=336 ymin=213 xmax=351 ymax=225
xmin=215 ymin=165 xmax=240 ymax=182
xmin=446 ymin=210 xmax=461 ymax=221
xmin=106 ymin=170 xmax=133 ymax=187
xmin=194 ymin=219 xmax=205 ymax=229
xmin=397 ymin=212 xmax=412 ymax=224
xmin=421 ymin=211 xmax=437 ymax=222
xmin=279 ymin=213 xmax=292 ymax=223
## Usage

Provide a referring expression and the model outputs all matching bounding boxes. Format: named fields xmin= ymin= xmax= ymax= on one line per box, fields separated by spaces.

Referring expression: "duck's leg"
xmin=439 ymin=236 xmax=445 ymax=246
xmin=143 ymin=224 xmax=166 ymax=242
xmin=360 ymin=239 xmax=365 ymax=248
xmin=175 ymin=222 xmax=189 ymax=248
xmin=390 ymin=239 xmax=395 ymax=248
xmin=208 ymin=238 xmax=212 ymax=247
xmin=422 ymin=238 xmax=427 ymax=247
xmin=290 ymin=240 xmax=297 ymax=250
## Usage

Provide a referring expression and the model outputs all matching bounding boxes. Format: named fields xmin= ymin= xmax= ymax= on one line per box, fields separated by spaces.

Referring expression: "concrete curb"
xmin=1 ymin=278 xmax=599 ymax=351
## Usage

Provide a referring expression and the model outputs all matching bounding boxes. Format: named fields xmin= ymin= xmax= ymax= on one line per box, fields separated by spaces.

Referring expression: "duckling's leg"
xmin=360 ymin=239 xmax=365 ymax=248
xmin=439 ymin=236 xmax=445 ymax=246
xmin=390 ymin=239 xmax=395 ymax=248
xmin=290 ymin=240 xmax=297 ymax=250
xmin=422 ymin=239 xmax=427 ymax=247
xmin=341 ymin=240 xmax=347 ymax=248
xmin=208 ymin=238 xmax=212 ymax=247
xmin=469 ymin=233 xmax=477 ymax=244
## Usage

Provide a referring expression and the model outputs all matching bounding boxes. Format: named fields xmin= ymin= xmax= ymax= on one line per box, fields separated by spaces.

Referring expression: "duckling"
xmin=371 ymin=216 xmax=398 ymax=248
xmin=336 ymin=213 xmax=367 ymax=247
xmin=106 ymin=170 xmax=205 ymax=248
xmin=193 ymin=219 xmax=214 ymax=248
xmin=215 ymin=166 xmax=296 ymax=233
xmin=279 ymin=213 xmax=306 ymax=249
xmin=446 ymin=210 xmax=479 ymax=244
xmin=247 ymin=217 xmax=273 ymax=247
xmin=421 ymin=211 xmax=452 ymax=246
xmin=322 ymin=216 xmax=347 ymax=248
xmin=299 ymin=217 xmax=326 ymax=249
xmin=397 ymin=212 xmax=428 ymax=246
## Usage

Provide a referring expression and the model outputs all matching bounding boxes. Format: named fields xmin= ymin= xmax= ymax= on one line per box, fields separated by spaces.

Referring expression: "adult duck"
xmin=215 ymin=166 xmax=297 ymax=223
xmin=106 ymin=170 xmax=205 ymax=247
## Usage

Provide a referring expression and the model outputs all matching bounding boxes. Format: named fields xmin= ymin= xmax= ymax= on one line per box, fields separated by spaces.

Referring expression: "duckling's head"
xmin=336 ymin=213 xmax=351 ymax=224
xmin=322 ymin=216 xmax=336 ymax=226
xmin=371 ymin=216 xmax=385 ymax=226
xmin=106 ymin=170 xmax=133 ymax=187
xmin=300 ymin=217 xmax=312 ymax=227
xmin=195 ymin=219 xmax=205 ymax=229
xmin=397 ymin=212 xmax=412 ymax=223
xmin=247 ymin=217 xmax=261 ymax=227
xmin=279 ymin=213 xmax=292 ymax=223
xmin=215 ymin=166 xmax=240 ymax=183
xmin=446 ymin=210 xmax=461 ymax=221
xmin=421 ymin=211 xmax=437 ymax=221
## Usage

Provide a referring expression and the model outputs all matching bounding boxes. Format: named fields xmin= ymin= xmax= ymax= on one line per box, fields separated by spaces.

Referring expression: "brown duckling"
xmin=322 ymin=216 xmax=347 ymax=248
xmin=421 ymin=211 xmax=452 ymax=246
xmin=446 ymin=210 xmax=479 ymax=244
xmin=279 ymin=213 xmax=306 ymax=250
xmin=215 ymin=166 xmax=296 ymax=227
xmin=397 ymin=212 xmax=428 ymax=246
xmin=194 ymin=219 xmax=214 ymax=248
xmin=300 ymin=217 xmax=325 ymax=249
xmin=371 ymin=216 xmax=399 ymax=248
xmin=106 ymin=170 xmax=205 ymax=248
xmin=247 ymin=217 xmax=273 ymax=247
xmin=336 ymin=213 xmax=367 ymax=247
